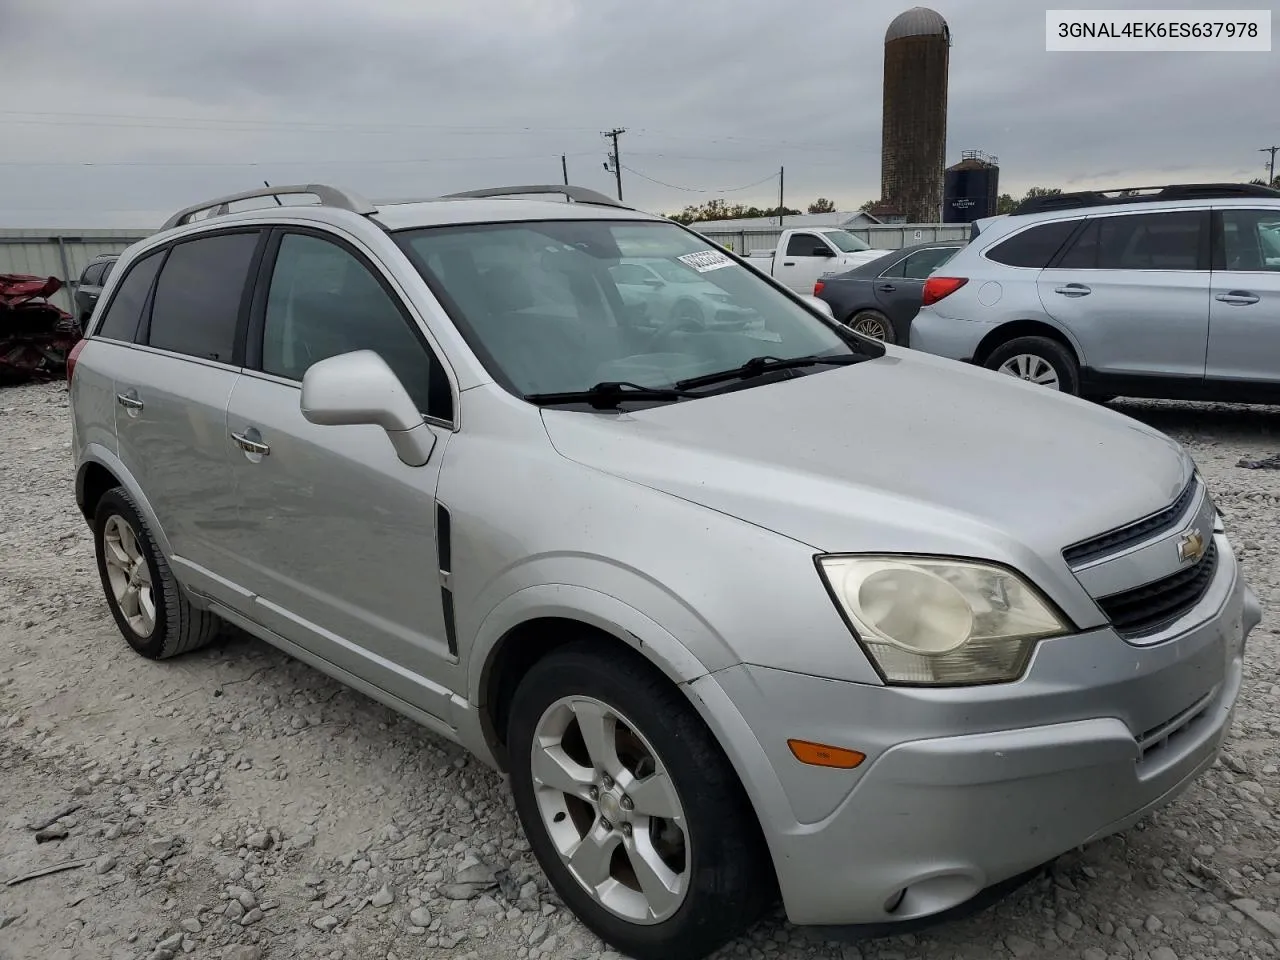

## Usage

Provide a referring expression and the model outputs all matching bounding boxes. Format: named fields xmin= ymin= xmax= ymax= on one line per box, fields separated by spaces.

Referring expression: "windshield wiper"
xmin=675 ymin=353 xmax=866 ymax=390
xmin=525 ymin=381 xmax=699 ymax=410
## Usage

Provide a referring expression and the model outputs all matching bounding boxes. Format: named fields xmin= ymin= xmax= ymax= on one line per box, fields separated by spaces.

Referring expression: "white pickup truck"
xmin=743 ymin=228 xmax=894 ymax=294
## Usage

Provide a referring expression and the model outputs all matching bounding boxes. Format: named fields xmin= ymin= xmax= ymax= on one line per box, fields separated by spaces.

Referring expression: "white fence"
xmin=691 ymin=223 xmax=971 ymax=255
xmin=1 ymin=230 xmax=151 ymax=314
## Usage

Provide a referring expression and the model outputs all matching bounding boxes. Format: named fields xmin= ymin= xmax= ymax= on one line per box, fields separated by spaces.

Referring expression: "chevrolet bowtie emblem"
xmin=1177 ymin=528 xmax=1206 ymax=564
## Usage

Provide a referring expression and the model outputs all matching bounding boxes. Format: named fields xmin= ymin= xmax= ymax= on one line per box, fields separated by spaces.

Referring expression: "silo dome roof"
xmin=885 ymin=6 xmax=949 ymax=41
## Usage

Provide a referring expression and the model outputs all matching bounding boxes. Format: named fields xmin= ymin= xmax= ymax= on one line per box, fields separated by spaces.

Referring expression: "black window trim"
xmin=1044 ymin=208 xmax=1212 ymax=272
xmin=87 ymin=246 xmax=168 ymax=344
xmin=127 ymin=225 xmax=268 ymax=370
xmin=244 ymin=224 xmax=458 ymax=429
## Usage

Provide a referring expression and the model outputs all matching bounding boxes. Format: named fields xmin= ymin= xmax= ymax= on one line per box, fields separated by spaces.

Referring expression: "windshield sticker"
xmin=677 ymin=250 xmax=734 ymax=273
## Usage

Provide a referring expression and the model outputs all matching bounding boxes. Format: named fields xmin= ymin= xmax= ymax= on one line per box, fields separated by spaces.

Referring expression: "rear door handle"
xmin=231 ymin=432 xmax=270 ymax=456
xmin=116 ymin=391 xmax=143 ymax=410
xmin=1054 ymin=283 xmax=1092 ymax=297
xmin=1216 ymin=291 xmax=1260 ymax=305
xmin=878 ymin=283 xmax=897 ymax=293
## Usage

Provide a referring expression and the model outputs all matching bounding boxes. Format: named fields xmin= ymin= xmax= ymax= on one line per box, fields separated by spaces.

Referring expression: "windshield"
xmin=394 ymin=219 xmax=854 ymax=400
xmin=821 ymin=230 xmax=872 ymax=253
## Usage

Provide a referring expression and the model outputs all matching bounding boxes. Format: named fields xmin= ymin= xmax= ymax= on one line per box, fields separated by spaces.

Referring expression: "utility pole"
xmin=778 ymin=166 xmax=785 ymax=226
xmin=602 ymin=128 xmax=626 ymax=201
xmin=1262 ymin=146 xmax=1279 ymax=186
xmin=561 ymin=155 xmax=569 ymax=186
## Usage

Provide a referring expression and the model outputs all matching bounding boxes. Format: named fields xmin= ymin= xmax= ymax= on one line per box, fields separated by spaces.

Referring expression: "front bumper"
xmin=697 ymin=541 xmax=1261 ymax=927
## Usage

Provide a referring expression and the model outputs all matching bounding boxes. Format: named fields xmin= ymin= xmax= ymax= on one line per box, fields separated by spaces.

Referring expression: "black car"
xmin=813 ymin=239 xmax=966 ymax=344
xmin=73 ymin=254 xmax=118 ymax=326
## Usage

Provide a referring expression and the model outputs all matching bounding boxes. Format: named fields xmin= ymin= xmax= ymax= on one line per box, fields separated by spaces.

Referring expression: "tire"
xmin=845 ymin=309 xmax=896 ymax=344
xmin=93 ymin=486 xmax=221 ymax=660
xmin=983 ymin=336 xmax=1080 ymax=395
xmin=507 ymin=641 xmax=772 ymax=960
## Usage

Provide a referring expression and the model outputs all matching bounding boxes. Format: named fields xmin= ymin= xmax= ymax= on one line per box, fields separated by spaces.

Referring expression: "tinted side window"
xmin=986 ymin=221 xmax=1079 ymax=268
xmin=878 ymin=255 xmax=909 ymax=278
xmin=901 ymin=246 xmax=959 ymax=279
xmin=1221 ymin=210 xmax=1280 ymax=272
xmin=261 ymin=232 xmax=453 ymax=421
xmin=80 ymin=262 xmax=106 ymax=286
xmin=149 ymin=232 xmax=259 ymax=363
xmin=95 ymin=250 xmax=164 ymax=342
xmin=1097 ymin=212 xmax=1203 ymax=270
xmin=786 ymin=233 xmax=825 ymax=257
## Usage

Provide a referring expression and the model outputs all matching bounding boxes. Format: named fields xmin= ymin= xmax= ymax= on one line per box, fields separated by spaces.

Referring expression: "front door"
xmin=1037 ymin=209 xmax=1212 ymax=382
xmin=220 ymin=228 xmax=459 ymax=721
xmin=1206 ymin=208 xmax=1280 ymax=388
xmin=773 ymin=232 xmax=837 ymax=293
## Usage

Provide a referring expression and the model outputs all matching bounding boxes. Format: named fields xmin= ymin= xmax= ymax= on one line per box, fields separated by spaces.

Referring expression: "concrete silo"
xmin=880 ymin=7 xmax=951 ymax=223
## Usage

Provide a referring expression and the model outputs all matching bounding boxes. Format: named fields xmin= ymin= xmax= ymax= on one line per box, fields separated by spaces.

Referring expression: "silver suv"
xmin=68 ymin=183 xmax=1262 ymax=960
xmin=909 ymin=182 xmax=1280 ymax=402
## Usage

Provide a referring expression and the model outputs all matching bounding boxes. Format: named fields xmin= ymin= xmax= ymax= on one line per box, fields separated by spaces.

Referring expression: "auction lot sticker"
xmin=678 ymin=250 xmax=734 ymax=273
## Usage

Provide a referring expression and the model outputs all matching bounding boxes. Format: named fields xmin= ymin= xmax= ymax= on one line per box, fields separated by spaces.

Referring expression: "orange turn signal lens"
xmin=787 ymin=739 xmax=866 ymax=769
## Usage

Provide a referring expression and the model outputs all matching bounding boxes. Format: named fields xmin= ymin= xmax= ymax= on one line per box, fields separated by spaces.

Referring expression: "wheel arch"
xmin=973 ymin=319 xmax=1084 ymax=367
xmin=470 ymin=584 xmax=721 ymax=770
xmin=75 ymin=445 xmax=175 ymax=559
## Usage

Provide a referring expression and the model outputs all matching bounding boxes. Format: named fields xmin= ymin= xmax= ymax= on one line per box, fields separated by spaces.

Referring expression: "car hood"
xmin=540 ymin=348 xmax=1192 ymax=573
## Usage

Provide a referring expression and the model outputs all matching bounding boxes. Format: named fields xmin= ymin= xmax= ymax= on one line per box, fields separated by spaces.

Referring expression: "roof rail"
xmin=439 ymin=184 xmax=631 ymax=209
xmin=161 ymin=183 xmax=377 ymax=231
xmin=1012 ymin=182 xmax=1280 ymax=216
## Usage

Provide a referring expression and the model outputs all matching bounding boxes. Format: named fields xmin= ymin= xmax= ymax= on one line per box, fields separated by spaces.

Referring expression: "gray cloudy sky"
xmin=1 ymin=0 xmax=1276 ymax=228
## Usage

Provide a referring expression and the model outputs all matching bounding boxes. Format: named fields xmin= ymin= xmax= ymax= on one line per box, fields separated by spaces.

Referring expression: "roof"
xmin=689 ymin=212 xmax=872 ymax=233
xmin=885 ymin=6 xmax=949 ymax=42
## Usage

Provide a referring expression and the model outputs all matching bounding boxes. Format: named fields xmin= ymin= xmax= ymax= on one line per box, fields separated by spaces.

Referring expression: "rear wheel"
xmin=844 ymin=309 xmax=896 ymax=344
xmin=506 ymin=642 xmax=771 ymax=960
xmin=983 ymin=336 xmax=1080 ymax=395
xmin=93 ymin=487 xmax=221 ymax=660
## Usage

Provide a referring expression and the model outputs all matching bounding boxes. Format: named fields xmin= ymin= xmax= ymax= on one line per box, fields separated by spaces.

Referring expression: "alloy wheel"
xmin=530 ymin=695 xmax=690 ymax=925
xmin=101 ymin=514 xmax=156 ymax=637
xmin=996 ymin=353 xmax=1061 ymax=390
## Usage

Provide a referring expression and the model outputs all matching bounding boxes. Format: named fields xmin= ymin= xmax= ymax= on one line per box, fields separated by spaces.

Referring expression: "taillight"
xmin=921 ymin=276 xmax=968 ymax=306
xmin=813 ymin=280 xmax=825 ymax=296
xmin=66 ymin=338 xmax=87 ymax=384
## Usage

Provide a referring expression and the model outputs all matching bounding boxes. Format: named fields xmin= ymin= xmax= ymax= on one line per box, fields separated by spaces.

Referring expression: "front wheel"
xmin=506 ymin=642 xmax=771 ymax=960
xmin=983 ymin=336 xmax=1080 ymax=395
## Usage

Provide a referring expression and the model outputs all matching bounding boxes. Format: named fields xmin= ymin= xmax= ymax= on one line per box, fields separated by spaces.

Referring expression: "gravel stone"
xmin=3 ymin=384 xmax=1280 ymax=958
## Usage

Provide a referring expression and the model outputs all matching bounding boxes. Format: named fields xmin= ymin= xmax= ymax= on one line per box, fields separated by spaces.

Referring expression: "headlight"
xmin=817 ymin=556 xmax=1069 ymax=686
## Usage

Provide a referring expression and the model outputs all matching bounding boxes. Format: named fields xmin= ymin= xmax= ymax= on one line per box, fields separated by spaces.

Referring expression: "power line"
xmin=0 ymin=151 xmax=600 ymax=168
xmin=620 ymin=165 xmax=779 ymax=194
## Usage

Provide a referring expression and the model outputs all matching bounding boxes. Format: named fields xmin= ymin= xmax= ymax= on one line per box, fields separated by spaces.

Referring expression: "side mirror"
xmin=803 ymin=295 xmax=834 ymax=319
xmin=300 ymin=350 xmax=437 ymax=467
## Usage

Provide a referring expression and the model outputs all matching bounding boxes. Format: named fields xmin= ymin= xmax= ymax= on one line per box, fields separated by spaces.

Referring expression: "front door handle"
xmin=782 ymin=261 xmax=796 ymax=266
xmin=1054 ymin=283 xmax=1092 ymax=297
xmin=116 ymin=391 xmax=143 ymax=411
xmin=1216 ymin=291 xmax=1260 ymax=305
xmin=231 ymin=432 xmax=270 ymax=456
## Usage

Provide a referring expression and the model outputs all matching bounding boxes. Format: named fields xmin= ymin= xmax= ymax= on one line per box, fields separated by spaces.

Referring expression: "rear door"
xmin=1036 ymin=209 xmax=1211 ymax=380
xmin=1206 ymin=208 xmax=1280 ymax=388
xmin=113 ymin=229 xmax=263 ymax=599
xmin=75 ymin=261 xmax=108 ymax=320
xmin=773 ymin=232 xmax=838 ymax=293
xmin=220 ymin=227 xmax=458 ymax=721
xmin=873 ymin=245 xmax=961 ymax=326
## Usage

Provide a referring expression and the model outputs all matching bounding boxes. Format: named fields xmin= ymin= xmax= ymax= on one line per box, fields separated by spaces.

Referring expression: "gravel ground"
xmin=1 ymin=379 xmax=1279 ymax=960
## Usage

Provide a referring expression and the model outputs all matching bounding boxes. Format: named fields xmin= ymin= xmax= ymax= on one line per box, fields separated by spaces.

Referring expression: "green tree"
xmin=995 ymin=193 xmax=1017 ymax=214
xmin=807 ymin=197 xmax=837 ymax=214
